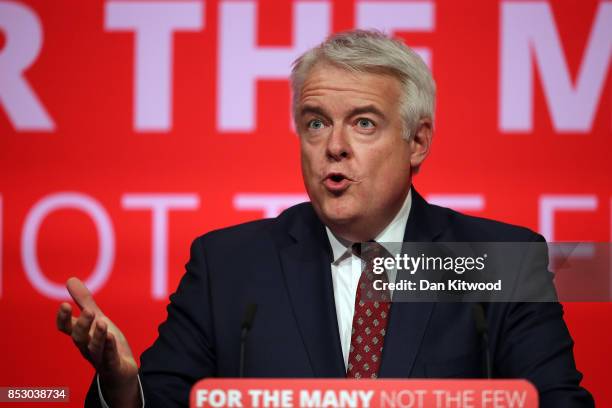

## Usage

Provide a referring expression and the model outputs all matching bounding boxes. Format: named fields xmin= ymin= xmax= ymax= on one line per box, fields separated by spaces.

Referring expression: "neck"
xmin=327 ymin=216 xmax=394 ymax=243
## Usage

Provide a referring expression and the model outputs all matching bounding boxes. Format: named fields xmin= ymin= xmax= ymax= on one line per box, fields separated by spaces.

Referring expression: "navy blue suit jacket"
xmin=86 ymin=190 xmax=593 ymax=407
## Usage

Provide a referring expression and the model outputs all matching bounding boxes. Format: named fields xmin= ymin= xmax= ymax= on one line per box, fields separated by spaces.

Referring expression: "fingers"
xmin=58 ymin=280 xmax=134 ymax=379
xmin=66 ymin=277 xmax=100 ymax=313
xmin=65 ymin=307 xmax=119 ymax=372
xmin=88 ymin=320 xmax=108 ymax=366
xmin=56 ymin=302 xmax=74 ymax=335
xmin=71 ymin=308 xmax=95 ymax=352
xmin=101 ymin=332 xmax=121 ymax=374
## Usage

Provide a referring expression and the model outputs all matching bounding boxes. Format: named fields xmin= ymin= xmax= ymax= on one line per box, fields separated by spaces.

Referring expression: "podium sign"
xmin=190 ymin=378 xmax=538 ymax=408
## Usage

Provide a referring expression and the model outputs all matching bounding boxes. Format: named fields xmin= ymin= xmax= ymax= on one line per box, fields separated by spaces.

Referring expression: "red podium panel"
xmin=190 ymin=378 xmax=538 ymax=408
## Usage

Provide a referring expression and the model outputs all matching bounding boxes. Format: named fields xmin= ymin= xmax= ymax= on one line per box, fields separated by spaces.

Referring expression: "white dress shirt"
xmin=97 ymin=373 xmax=144 ymax=408
xmin=326 ymin=189 xmax=413 ymax=369
xmin=99 ymin=189 xmax=413 ymax=405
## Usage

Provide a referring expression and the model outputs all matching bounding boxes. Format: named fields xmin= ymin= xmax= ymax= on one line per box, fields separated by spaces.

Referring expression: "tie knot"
xmin=352 ymin=241 xmax=388 ymax=262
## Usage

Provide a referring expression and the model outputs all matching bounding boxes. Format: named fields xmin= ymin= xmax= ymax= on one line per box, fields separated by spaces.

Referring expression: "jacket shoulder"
xmin=429 ymin=203 xmax=544 ymax=242
xmin=193 ymin=202 xmax=313 ymax=251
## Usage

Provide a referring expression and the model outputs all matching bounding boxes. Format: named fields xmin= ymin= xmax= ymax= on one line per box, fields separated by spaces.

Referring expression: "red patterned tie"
xmin=346 ymin=242 xmax=391 ymax=379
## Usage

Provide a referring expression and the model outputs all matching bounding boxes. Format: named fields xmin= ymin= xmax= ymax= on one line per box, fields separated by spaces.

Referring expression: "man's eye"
xmin=308 ymin=119 xmax=325 ymax=129
xmin=356 ymin=118 xmax=374 ymax=128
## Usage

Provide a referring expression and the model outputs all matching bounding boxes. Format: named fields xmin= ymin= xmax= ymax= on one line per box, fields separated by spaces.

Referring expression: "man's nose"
xmin=326 ymin=125 xmax=351 ymax=161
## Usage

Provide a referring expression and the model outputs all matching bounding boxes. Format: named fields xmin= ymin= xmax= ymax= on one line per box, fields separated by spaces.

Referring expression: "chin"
xmin=320 ymin=202 xmax=359 ymax=226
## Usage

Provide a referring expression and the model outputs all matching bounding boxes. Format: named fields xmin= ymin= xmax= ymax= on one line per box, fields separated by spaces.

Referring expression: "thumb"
xmin=66 ymin=277 xmax=100 ymax=313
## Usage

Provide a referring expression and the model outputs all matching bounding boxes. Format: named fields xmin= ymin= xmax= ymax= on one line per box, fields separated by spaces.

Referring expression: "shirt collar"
xmin=325 ymin=188 xmax=413 ymax=263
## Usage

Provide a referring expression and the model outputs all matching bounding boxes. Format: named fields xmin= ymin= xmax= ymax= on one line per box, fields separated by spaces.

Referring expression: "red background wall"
xmin=1 ymin=0 xmax=610 ymax=406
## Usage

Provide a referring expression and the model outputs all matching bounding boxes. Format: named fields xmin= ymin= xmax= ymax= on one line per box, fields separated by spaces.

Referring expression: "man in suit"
xmin=57 ymin=30 xmax=593 ymax=407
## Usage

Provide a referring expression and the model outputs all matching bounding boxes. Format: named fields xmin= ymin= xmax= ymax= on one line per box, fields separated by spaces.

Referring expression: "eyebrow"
xmin=298 ymin=104 xmax=386 ymax=119
xmin=347 ymin=105 xmax=386 ymax=120
xmin=299 ymin=105 xmax=329 ymax=118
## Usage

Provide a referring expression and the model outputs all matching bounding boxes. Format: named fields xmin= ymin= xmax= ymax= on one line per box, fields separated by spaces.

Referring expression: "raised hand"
xmin=56 ymin=277 xmax=140 ymax=406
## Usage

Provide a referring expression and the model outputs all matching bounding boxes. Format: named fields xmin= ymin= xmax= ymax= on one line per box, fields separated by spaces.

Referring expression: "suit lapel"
xmin=277 ymin=207 xmax=346 ymax=377
xmin=379 ymin=189 xmax=446 ymax=378
xmin=275 ymin=189 xmax=450 ymax=378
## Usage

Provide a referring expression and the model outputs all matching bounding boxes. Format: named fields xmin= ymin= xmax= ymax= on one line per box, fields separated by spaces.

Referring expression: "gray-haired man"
xmin=57 ymin=30 xmax=593 ymax=407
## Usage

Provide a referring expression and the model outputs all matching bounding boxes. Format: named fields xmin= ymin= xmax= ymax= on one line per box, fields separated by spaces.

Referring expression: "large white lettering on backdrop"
xmin=500 ymin=2 xmax=611 ymax=133
xmin=1 ymin=1 xmax=608 ymax=134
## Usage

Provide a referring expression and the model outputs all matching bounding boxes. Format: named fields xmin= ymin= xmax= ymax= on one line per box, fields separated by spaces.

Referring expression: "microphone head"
xmin=241 ymin=303 xmax=258 ymax=331
xmin=472 ymin=303 xmax=488 ymax=335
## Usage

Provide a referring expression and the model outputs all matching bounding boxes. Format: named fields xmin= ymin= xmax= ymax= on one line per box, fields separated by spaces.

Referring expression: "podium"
xmin=190 ymin=378 xmax=537 ymax=407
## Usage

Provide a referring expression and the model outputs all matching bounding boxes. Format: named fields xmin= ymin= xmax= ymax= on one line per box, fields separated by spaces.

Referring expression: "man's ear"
xmin=409 ymin=118 xmax=433 ymax=172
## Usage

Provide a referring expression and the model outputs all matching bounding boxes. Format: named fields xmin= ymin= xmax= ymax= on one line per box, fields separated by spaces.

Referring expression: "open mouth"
xmin=323 ymin=172 xmax=352 ymax=193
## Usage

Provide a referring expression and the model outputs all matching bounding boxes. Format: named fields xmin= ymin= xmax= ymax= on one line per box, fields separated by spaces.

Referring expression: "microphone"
xmin=239 ymin=303 xmax=257 ymax=378
xmin=472 ymin=303 xmax=492 ymax=379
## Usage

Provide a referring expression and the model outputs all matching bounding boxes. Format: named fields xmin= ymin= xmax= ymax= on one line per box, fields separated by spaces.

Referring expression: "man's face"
xmin=297 ymin=63 xmax=418 ymax=241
